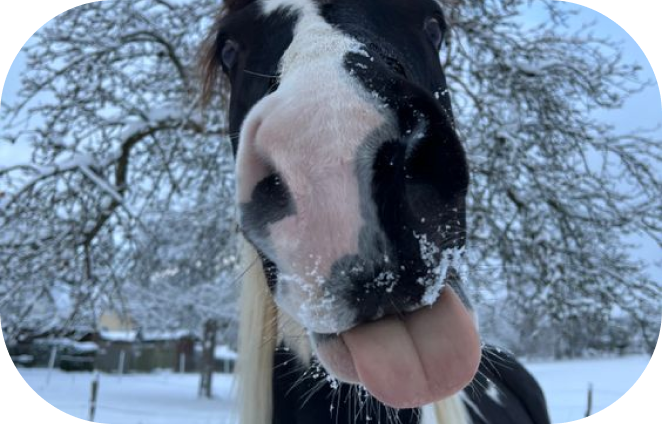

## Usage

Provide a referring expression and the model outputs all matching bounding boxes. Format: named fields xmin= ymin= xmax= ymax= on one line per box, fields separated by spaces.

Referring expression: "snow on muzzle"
xmin=315 ymin=285 xmax=481 ymax=409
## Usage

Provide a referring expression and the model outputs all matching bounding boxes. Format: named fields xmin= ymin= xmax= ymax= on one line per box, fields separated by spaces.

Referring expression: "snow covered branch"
xmin=0 ymin=0 xmax=237 ymax=340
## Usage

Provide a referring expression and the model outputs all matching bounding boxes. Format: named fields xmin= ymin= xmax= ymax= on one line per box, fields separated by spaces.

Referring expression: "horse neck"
xmin=270 ymin=347 xmax=472 ymax=424
xmin=272 ymin=345 xmax=422 ymax=424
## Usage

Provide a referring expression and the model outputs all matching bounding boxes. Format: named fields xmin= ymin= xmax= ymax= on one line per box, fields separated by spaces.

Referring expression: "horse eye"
xmin=424 ymin=18 xmax=443 ymax=50
xmin=221 ymin=39 xmax=240 ymax=70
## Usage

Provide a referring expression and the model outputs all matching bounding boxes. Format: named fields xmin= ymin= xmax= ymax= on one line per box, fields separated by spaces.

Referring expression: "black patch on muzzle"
xmin=327 ymin=254 xmax=426 ymax=323
xmin=340 ymin=45 xmax=470 ymax=314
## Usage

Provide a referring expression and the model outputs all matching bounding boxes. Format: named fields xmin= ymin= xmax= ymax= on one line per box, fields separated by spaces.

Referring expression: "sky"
xmin=0 ymin=1 xmax=660 ymax=275
xmin=0 ymin=53 xmax=30 ymax=165
xmin=535 ymin=4 xmax=662 ymax=276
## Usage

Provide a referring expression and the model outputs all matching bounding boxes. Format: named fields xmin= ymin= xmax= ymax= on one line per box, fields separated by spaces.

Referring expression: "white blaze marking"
xmin=238 ymin=0 xmax=392 ymax=333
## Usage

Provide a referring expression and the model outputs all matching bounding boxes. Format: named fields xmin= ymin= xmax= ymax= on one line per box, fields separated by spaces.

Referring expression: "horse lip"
xmin=308 ymin=321 xmax=356 ymax=337
xmin=311 ymin=332 xmax=341 ymax=343
xmin=309 ymin=300 xmax=428 ymax=339
xmin=307 ymin=274 xmax=453 ymax=337
xmin=311 ymin=286 xmax=468 ymax=388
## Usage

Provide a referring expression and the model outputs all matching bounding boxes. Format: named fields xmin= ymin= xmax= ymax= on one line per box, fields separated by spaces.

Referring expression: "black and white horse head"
xmin=201 ymin=1 xmax=550 ymax=423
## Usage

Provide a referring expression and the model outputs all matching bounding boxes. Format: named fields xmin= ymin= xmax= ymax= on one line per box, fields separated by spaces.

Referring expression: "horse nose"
xmin=235 ymin=86 xmax=377 ymax=281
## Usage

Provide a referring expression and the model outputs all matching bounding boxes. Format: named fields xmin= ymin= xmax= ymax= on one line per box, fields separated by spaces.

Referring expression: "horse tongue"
xmin=341 ymin=287 xmax=481 ymax=409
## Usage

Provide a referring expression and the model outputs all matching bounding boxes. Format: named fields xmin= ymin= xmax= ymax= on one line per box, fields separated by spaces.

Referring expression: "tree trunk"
xmin=199 ymin=319 xmax=218 ymax=399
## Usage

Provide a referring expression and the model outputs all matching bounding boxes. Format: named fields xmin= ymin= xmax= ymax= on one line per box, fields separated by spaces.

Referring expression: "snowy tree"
xmin=0 ymin=0 xmax=234 ymax=340
xmin=124 ymin=191 xmax=240 ymax=339
xmin=0 ymin=0 xmax=660 ymax=355
xmin=437 ymin=0 xmax=661 ymax=352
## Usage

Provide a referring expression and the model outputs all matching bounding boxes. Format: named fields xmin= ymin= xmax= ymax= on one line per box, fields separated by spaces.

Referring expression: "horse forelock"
xmin=198 ymin=0 xmax=452 ymax=98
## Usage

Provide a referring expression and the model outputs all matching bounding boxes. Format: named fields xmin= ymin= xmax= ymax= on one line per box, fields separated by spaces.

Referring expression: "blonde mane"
xmin=235 ymin=238 xmax=277 ymax=424
xmin=235 ymin=238 xmax=472 ymax=424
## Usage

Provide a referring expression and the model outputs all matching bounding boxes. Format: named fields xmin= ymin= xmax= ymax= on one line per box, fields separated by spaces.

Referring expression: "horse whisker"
xmin=243 ymin=69 xmax=279 ymax=79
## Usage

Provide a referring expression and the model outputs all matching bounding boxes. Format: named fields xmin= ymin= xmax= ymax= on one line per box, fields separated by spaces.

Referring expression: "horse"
xmin=200 ymin=1 xmax=551 ymax=423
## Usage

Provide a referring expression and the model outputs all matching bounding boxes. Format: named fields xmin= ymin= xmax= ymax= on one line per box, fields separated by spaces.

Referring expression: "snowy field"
xmin=19 ymin=369 xmax=237 ymax=424
xmin=525 ymin=355 xmax=651 ymax=423
xmin=18 ymin=355 xmax=651 ymax=424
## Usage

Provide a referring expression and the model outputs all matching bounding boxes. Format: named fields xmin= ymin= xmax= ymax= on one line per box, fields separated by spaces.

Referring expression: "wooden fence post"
xmin=45 ymin=345 xmax=57 ymax=385
xmin=179 ymin=352 xmax=186 ymax=373
xmin=198 ymin=319 xmax=218 ymax=398
xmin=117 ymin=349 xmax=126 ymax=381
xmin=585 ymin=383 xmax=593 ymax=418
xmin=88 ymin=373 xmax=100 ymax=422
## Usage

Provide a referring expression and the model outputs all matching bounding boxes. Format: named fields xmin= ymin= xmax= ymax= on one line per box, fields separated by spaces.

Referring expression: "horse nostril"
xmin=403 ymin=125 xmax=469 ymax=198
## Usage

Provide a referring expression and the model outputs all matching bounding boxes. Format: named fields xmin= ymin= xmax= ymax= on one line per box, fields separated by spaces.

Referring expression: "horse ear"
xmin=197 ymin=7 xmax=229 ymax=107
xmin=198 ymin=34 xmax=220 ymax=106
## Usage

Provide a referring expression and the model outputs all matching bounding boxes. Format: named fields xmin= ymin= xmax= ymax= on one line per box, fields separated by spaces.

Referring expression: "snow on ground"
xmin=18 ymin=355 xmax=651 ymax=424
xmin=19 ymin=369 xmax=237 ymax=424
xmin=525 ymin=355 xmax=651 ymax=423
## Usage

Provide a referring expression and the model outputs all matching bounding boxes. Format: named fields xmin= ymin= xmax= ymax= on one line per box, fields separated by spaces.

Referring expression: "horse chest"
xmin=272 ymin=349 xmax=422 ymax=424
